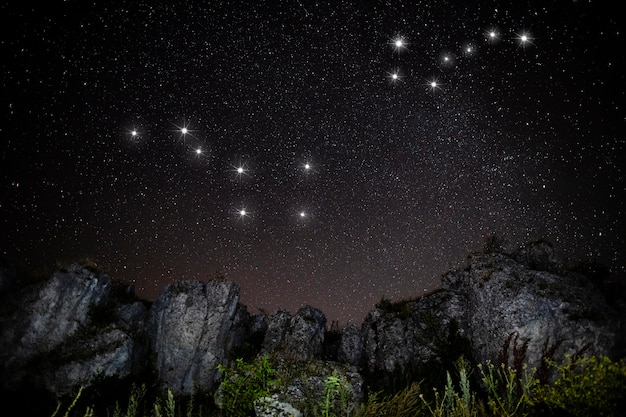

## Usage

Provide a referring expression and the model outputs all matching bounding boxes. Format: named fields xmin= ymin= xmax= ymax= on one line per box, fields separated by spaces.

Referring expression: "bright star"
xmin=514 ymin=30 xmax=534 ymax=48
xmin=234 ymin=206 xmax=251 ymax=222
xmin=172 ymin=119 xmax=196 ymax=143
xmin=127 ymin=128 xmax=140 ymax=141
xmin=426 ymin=78 xmax=443 ymax=94
xmin=231 ymin=160 xmax=250 ymax=182
xmin=389 ymin=35 xmax=409 ymax=54
xmin=387 ymin=69 xmax=404 ymax=84
xmin=485 ymin=27 xmax=501 ymax=43
xmin=300 ymin=211 xmax=306 ymax=218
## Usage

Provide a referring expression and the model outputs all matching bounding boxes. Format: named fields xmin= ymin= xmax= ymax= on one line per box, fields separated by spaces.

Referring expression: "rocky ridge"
xmin=0 ymin=241 xmax=624 ymax=405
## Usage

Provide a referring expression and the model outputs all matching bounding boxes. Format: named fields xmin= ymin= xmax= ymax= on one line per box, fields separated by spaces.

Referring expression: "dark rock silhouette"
xmin=0 ymin=241 xmax=623 ymax=399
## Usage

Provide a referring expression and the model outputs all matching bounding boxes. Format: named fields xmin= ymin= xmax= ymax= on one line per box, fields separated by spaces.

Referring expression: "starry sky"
xmin=1 ymin=0 xmax=624 ymax=324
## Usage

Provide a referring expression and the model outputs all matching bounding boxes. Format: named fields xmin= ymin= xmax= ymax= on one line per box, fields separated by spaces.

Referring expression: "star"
xmin=485 ymin=27 xmax=501 ymax=43
xmin=514 ymin=30 xmax=535 ymax=48
xmin=389 ymin=35 xmax=409 ymax=55
xmin=426 ymin=78 xmax=443 ymax=94
xmin=234 ymin=206 xmax=251 ymax=222
xmin=439 ymin=52 xmax=456 ymax=68
xmin=387 ymin=69 xmax=404 ymax=84
xmin=231 ymin=160 xmax=250 ymax=182
xmin=172 ymin=119 xmax=196 ymax=143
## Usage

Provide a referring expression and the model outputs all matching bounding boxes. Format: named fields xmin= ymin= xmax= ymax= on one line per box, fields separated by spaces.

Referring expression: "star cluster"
xmin=1 ymin=1 xmax=624 ymax=323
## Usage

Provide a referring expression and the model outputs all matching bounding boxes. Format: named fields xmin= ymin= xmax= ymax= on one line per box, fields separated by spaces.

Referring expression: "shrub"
xmin=217 ymin=354 xmax=280 ymax=417
xmin=528 ymin=355 xmax=626 ymax=417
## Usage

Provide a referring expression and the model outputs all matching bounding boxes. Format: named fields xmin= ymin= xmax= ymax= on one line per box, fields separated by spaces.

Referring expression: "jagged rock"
xmin=361 ymin=290 xmax=467 ymax=377
xmin=0 ymin=264 xmax=152 ymax=394
xmin=42 ymin=328 xmax=136 ymax=394
xmin=147 ymin=279 xmax=245 ymax=394
xmin=254 ymin=395 xmax=302 ymax=417
xmin=262 ymin=310 xmax=291 ymax=353
xmin=279 ymin=306 xmax=326 ymax=362
xmin=250 ymin=312 xmax=268 ymax=335
xmin=337 ymin=324 xmax=363 ymax=366
xmin=0 ymin=264 xmax=112 ymax=385
xmin=117 ymin=301 xmax=148 ymax=333
xmin=443 ymin=248 xmax=622 ymax=370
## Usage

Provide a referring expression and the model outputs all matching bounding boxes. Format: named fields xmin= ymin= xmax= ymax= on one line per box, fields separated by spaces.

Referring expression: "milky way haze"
xmin=2 ymin=1 xmax=624 ymax=323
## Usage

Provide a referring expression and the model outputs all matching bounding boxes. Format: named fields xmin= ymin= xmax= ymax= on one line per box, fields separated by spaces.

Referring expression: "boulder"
xmin=444 ymin=249 xmax=622 ymax=370
xmin=254 ymin=395 xmax=302 ymax=417
xmin=279 ymin=306 xmax=326 ymax=362
xmin=0 ymin=264 xmax=112 ymax=387
xmin=147 ymin=279 xmax=245 ymax=394
xmin=262 ymin=310 xmax=291 ymax=353
xmin=337 ymin=324 xmax=363 ymax=366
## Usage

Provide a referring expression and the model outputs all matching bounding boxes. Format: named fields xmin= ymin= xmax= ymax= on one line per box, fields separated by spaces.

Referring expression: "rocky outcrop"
xmin=444 ymin=249 xmax=621 ymax=370
xmin=0 ymin=265 xmax=151 ymax=394
xmin=280 ymin=306 xmax=327 ymax=362
xmin=261 ymin=306 xmax=327 ymax=362
xmin=0 ymin=241 xmax=623 ymax=403
xmin=147 ymin=279 xmax=246 ymax=394
xmin=358 ymin=241 xmax=622 ymax=379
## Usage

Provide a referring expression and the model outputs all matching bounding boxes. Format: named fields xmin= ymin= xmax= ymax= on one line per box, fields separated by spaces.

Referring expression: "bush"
xmin=528 ymin=355 xmax=626 ymax=417
xmin=216 ymin=354 xmax=280 ymax=417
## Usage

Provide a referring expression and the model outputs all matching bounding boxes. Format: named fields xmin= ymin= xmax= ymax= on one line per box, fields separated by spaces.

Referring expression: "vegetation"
xmin=216 ymin=354 xmax=280 ymax=417
xmin=41 ymin=353 xmax=625 ymax=417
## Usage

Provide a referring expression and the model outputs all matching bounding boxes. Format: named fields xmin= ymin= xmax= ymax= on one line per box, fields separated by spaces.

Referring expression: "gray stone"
xmin=0 ymin=265 xmax=112 ymax=371
xmin=254 ymin=395 xmax=302 ymax=417
xmin=337 ymin=324 xmax=363 ymax=366
xmin=280 ymin=305 xmax=326 ymax=362
xmin=43 ymin=328 xmax=135 ymax=394
xmin=262 ymin=310 xmax=291 ymax=353
xmin=147 ymin=279 xmax=244 ymax=394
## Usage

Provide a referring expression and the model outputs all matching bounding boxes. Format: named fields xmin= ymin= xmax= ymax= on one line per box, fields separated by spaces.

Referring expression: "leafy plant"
xmin=217 ymin=354 xmax=280 ymax=417
xmin=528 ymin=355 xmax=626 ymax=417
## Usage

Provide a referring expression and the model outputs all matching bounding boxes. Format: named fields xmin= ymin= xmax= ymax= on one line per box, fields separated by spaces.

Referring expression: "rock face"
xmin=261 ymin=306 xmax=327 ymax=362
xmin=147 ymin=279 xmax=246 ymax=394
xmin=280 ymin=305 xmax=327 ymax=362
xmin=0 ymin=265 xmax=150 ymax=394
xmin=359 ymin=241 xmax=623 ymax=379
xmin=0 ymin=241 xmax=623 ymax=401
xmin=443 ymin=248 xmax=622 ymax=370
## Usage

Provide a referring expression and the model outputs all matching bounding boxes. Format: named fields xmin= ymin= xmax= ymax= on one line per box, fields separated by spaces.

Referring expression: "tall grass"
xmin=49 ymin=355 xmax=626 ymax=417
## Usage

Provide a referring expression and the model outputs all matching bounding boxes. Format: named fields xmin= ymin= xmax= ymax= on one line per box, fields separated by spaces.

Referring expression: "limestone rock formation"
xmin=359 ymin=241 xmax=622 ymax=379
xmin=444 ymin=248 xmax=622 ymax=370
xmin=279 ymin=305 xmax=327 ymax=362
xmin=261 ymin=309 xmax=291 ymax=353
xmin=147 ymin=279 xmax=246 ymax=394
xmin=0 ymin=265 xmax=152 ymax=394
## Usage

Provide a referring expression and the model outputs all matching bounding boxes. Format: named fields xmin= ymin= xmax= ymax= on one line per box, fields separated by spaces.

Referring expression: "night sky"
xmin=2 ymin=1 xmax=624 ymax=324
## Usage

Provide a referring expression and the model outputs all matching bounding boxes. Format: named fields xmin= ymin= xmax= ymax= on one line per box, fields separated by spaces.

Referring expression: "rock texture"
xmin=358 ymin=241 xmax=623 ymax=379
xmin=444 ymin=247 xmax=621 ymax=370
xmin=0 ymin=241 xmax=623 ymax=402
xmin=0 ymin=265 xmax=151 ymax=394
xmin=147 ymin=279 xmax=247 ymax=394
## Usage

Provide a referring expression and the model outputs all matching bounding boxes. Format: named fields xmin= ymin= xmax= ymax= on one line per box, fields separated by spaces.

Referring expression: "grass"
xmin=44 ymin=354 xmax=625 ymax=417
